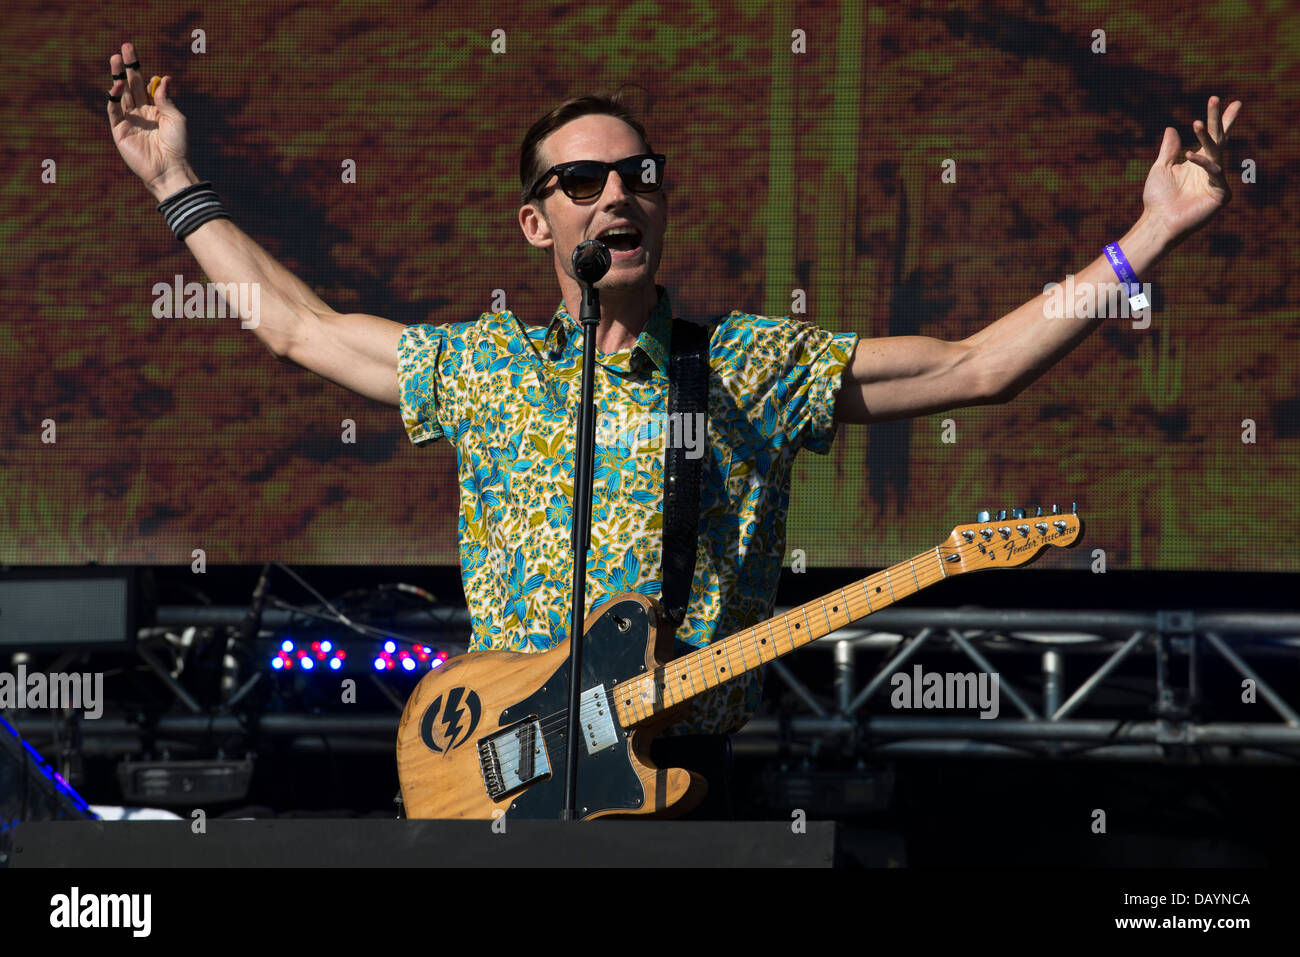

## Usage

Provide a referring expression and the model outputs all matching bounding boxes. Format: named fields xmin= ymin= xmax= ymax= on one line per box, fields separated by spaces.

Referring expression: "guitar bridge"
xmin=479 ymin=717 xmax=550 ymax=800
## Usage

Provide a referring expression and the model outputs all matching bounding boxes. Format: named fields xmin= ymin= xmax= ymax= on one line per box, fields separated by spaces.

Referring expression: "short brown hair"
xmin=519 ymin=87 xmax=654 ymax=206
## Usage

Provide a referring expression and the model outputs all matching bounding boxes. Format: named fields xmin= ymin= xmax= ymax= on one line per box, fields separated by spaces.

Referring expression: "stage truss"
xmin=10 ymin=607 xmax=1300 ymax=773
xmin=739 ymin=608 xmax=1300 ymax=765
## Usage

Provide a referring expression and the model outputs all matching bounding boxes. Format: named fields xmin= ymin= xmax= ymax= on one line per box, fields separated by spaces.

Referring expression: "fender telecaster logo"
xmin=420 ymin=686 xmax=482 ymax=754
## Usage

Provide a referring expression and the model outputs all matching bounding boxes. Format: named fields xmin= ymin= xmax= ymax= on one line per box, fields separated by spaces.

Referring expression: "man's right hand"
xmin=103 ymin=40 xmax=406 ymax=409
xmin=106 ymin=41 xmax=196 ymax=200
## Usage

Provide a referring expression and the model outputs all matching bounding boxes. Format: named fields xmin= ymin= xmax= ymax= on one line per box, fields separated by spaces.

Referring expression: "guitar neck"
xmin=613 ymin=545 xmax=954 ymax=727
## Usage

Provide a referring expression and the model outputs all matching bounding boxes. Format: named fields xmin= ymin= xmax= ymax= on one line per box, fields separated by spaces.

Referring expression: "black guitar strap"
xmin=661 ymin=316 xmax=711 ymax=630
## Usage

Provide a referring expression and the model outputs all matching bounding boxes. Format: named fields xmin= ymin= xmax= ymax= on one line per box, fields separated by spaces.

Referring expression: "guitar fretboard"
xmin=611 ymin=545 xmax=953 ymax=727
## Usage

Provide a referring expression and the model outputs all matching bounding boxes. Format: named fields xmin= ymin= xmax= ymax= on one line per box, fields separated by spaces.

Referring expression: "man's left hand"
xmin=1143 ymin=95 xmax=1244 ymax=248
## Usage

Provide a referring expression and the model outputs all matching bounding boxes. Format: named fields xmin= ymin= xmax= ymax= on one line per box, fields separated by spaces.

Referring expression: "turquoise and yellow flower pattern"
xmin=398 ymin=287 xmax=857 ymax=735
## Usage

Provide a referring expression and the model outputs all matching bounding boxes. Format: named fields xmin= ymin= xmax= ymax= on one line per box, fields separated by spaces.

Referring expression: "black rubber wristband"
xmin=174 ymin=207 xmax=231 ymax=242
xmin=157 ymin=181 xmax=230 ymax=241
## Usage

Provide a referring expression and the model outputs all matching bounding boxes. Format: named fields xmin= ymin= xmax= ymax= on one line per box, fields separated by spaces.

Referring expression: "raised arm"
xmin=835 ymin=96 xmax=1242 ymax=425
xmin=106 ymin=42 xmax=405 ymax=407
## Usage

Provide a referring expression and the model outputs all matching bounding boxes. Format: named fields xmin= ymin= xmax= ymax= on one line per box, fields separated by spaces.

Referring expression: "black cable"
xmin=270 ymin=562 xmax=348 ymax=622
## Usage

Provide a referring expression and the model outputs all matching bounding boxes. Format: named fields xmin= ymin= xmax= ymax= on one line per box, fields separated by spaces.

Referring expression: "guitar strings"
xmin=510 ymin=557 xmax=957 ymax=745
xmin=491 ymin=526 xmax=1063 ymax=743
xmin=491 ymin=561 xmax=953 ymax=781
xmin=466 ymin=529 xmax=1070 ymax=812
xmin=521 ymin=558 xmax=955 ymax=741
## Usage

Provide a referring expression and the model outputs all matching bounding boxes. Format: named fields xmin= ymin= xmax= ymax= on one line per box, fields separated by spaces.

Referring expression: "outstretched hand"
xmin=1142 ymin=96 xmax=1243 ymax=247
xmin=105 ymin=41 xmax=191 ymax=199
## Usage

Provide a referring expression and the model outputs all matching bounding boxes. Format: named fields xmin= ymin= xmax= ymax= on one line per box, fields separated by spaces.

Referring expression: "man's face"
xmin=519 ymin=113 xmax=667 ymax=293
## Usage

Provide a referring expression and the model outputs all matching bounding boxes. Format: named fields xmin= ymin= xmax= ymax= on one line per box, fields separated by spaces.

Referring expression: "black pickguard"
xmin=499 ymin=597 xmax=653 ymax=820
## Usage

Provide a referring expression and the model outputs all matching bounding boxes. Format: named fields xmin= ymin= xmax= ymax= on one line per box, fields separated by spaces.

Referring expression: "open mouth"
xmin=596 ymin=227 xmax=643 ymax=256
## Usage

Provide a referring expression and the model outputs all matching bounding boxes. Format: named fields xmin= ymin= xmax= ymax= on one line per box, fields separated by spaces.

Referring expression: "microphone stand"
xmin=562 ymin=240 xmax=611 ymax=822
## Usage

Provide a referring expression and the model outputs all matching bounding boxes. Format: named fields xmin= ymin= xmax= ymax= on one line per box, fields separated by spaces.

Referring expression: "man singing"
xmin=106 ymin=40 xmax=1240 ymax=818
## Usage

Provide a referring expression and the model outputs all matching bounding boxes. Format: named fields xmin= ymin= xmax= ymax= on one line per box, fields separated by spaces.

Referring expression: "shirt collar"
xmin=545 ymin=285 xmax=673 ymax=377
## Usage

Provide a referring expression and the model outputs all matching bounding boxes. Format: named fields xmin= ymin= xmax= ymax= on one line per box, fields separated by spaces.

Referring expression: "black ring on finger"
xmin=112 ymin=71 xmax=126 ymax=80
xmin=124 ymin=60 xmax=141 ymax=70
xmin=108 ymin=92 xmax=122 ymax=102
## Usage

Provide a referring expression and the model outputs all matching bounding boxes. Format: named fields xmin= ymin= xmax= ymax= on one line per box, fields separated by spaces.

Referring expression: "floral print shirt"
xmin=397 ymin=286 xmax=857 ymax=734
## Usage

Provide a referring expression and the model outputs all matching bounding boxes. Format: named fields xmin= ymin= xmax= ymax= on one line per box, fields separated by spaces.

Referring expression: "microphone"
xmin=572 ymin=240 xmax=611 ymax=286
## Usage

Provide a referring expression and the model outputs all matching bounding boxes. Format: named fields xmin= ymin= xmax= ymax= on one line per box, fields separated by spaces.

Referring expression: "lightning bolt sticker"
xmin=420 ymin=686 xmax=483 ymax=754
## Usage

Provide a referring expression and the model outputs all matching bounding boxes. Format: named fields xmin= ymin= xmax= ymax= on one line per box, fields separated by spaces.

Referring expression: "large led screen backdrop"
xmin=2 ymin=1 xmax=1296 ymax=569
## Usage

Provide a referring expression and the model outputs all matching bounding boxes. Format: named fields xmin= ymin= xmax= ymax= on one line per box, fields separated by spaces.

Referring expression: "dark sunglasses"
xmin=526 ymin=153 xmax=666 ymax=201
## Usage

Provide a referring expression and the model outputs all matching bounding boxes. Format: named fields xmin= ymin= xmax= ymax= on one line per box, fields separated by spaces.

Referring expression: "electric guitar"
xmin=397 ymin=506 xmax=1081 ymax=819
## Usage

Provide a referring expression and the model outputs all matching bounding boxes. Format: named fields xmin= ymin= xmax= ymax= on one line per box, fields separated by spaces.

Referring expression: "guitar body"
xmin=396 ymin=592 xmax=706 ymax=820
xmin=397 ymin=506 xmax=1082 ymax=821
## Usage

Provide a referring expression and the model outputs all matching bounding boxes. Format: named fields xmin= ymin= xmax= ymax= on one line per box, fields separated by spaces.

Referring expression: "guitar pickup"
xmin=479 ymin=717 xmax=550 ymax=801
xmin=580 ymin=685 xmax=619 ymax=754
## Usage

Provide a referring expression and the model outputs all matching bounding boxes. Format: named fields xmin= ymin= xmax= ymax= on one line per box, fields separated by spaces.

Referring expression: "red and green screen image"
xmin=2 ymin=0 xmax=1296 ymax=570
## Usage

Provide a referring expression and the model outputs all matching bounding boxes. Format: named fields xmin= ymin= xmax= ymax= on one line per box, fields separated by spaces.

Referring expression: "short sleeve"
xmin=397 ymin=324 xmax=451 ymax=446
xmin=712 ymin=313 xmax=858 ymax=455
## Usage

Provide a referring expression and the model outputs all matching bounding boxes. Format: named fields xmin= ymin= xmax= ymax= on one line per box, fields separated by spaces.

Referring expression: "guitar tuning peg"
xmin=1072 ymin=501 xmax=1078 ymax=514
xmin=976 ymin=510 xmax=991 ymax=523
xmin=1051 ymin=504 xmax=1059 ymax=515
xmin=1011 ymin=507 xmax=1026 ymax=519
xmin=998 ymin=509 xmax=1007 ymax=521
xmin=1035 ymin=506 xmax=1043 ymax=517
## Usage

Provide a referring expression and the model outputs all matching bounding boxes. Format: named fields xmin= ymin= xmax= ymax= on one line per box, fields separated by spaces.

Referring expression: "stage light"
xmin=365 ymin=642 xmax=452 ymax=676
xmin=264 ymin=636 xmax=363 ymax=673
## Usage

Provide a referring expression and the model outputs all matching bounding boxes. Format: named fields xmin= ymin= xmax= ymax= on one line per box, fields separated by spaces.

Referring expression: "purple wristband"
xmin=1104 ymin=242 xmax=1150 ymax=313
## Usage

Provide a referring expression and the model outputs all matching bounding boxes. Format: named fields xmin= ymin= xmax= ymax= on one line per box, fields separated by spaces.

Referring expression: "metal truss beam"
xmin=746 ymin=607 xmax=1300 ymax=764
